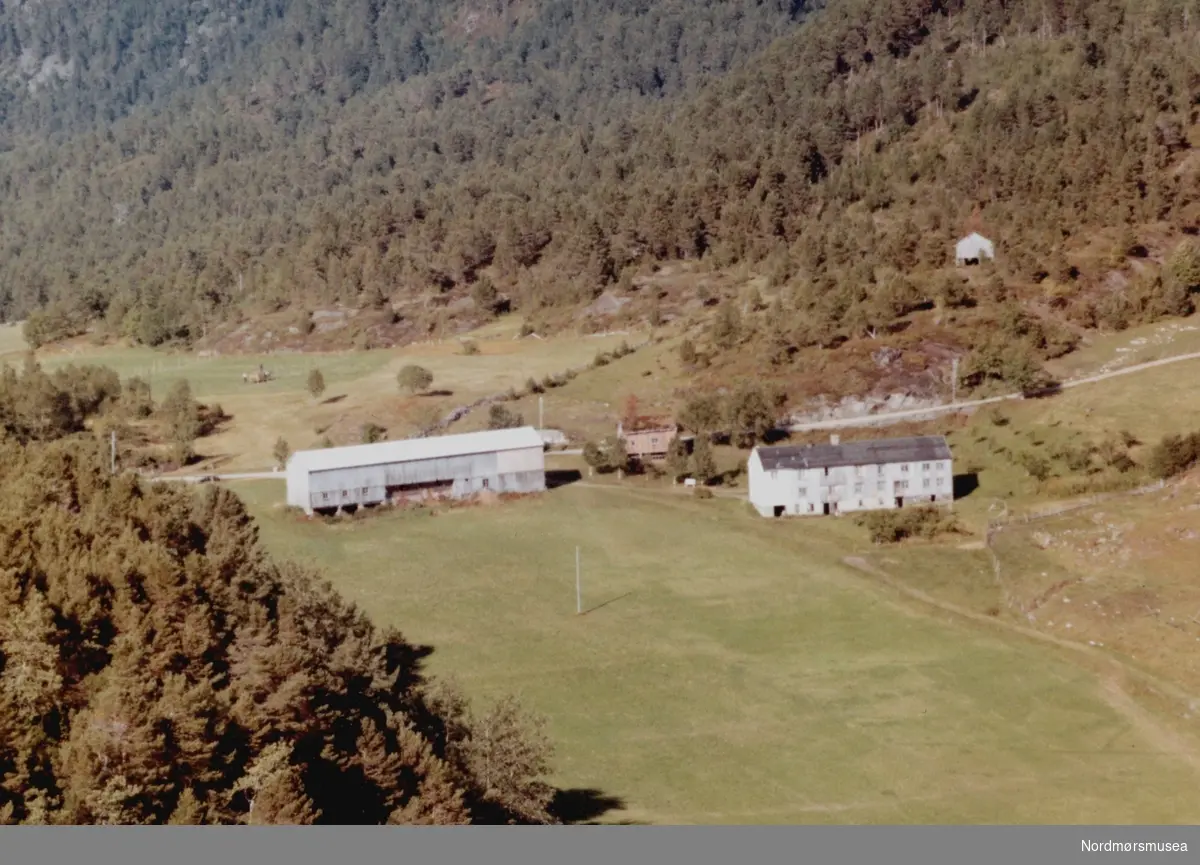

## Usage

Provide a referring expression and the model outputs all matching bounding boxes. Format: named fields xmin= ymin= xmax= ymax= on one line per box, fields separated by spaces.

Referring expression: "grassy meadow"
xmin=6 ymin=325 xmax=636 ymax=471
xmin=226 ymin=478 xmax=1200 ymax=824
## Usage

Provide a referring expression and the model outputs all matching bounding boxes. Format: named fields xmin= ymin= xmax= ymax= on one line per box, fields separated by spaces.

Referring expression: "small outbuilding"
xmin=748 ymin=434 xmax=953 ymax=518
xmin=617 ymin=416 xmax=681 ymax=463
xmin=286 ymin=426 xmax=546 ymax=515
xmin=955 ymin=232 xmax=995 ymax=266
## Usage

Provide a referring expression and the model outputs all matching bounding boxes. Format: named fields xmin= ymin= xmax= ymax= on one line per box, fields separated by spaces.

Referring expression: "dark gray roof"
xmin=756 ymin=435 xmax=951 ymax=471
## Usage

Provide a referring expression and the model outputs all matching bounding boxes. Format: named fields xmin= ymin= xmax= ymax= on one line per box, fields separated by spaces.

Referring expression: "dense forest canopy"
xmin=0 ymin=0 xmax=1198 ymax=391
xmin=0 ymin=430 xmax=560 ymax=824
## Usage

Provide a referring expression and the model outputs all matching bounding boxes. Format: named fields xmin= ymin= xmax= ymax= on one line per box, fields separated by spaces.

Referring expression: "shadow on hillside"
xmin=321 ymin=394 xmax=348 ymax=405
xmin=763 ymin=428 xmax=791 ymax=445
xmin=953 ymin=473 xmax=979 ymax=499
xmin=546 ymin=469 xmax=582 ymax=489
xmin=550 ymin=788 xmax=628 ymax=824
xmin=422 ymin=389 xmax=454 ymax=397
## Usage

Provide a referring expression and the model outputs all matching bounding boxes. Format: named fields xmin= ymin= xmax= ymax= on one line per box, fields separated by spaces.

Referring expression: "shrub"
xmin=361 ymin=423 xmax=386 ymax=444
xmin=488 ymin=404 xmax=524 ymax=430
xmin=856 ymin=506 xmax=960 ymax=544
xmin=1016 ymin=450 xmax=1052 ymax=481
xmin=1147 ymin=432 xmax=1200 ymax=480
xmin=397 ymin=365 xmax=434 ymax=394
xmin=693 ymin=486 xmax=714 ymax=500
xmin=461 ymin=339 xmax=480 ymax=356
xmin=582 ymin=436 xmax=629 ymax=474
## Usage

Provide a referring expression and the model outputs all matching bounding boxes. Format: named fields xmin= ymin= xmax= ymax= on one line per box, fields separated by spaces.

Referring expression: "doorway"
xmin=895 ymin=497 xmax=904 ymax=508
xmin=822 ymin=503 xmax=831 ymax=516
xmin=773 ymin=506 xmax=785 ymax=518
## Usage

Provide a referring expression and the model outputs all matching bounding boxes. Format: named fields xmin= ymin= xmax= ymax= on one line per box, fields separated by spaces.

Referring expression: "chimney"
xmin=830 ymin=434 xmax=840 ymax=446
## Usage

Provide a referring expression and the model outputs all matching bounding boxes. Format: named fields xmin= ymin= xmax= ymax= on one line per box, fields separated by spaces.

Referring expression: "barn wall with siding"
xmin=299 ymin=445 xmax=545 ymax=513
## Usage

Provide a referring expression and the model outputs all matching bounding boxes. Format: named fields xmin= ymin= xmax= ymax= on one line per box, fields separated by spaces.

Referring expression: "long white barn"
xmin=748 ymin=435 xmax=953 ymax=518
xmin=286 ymin=426 xmax=546 ymax=515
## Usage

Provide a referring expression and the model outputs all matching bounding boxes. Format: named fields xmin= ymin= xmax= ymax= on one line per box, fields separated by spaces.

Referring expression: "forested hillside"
xmin=2 ymin=0 xmax=1200 ymax=394
xmin=0 ymin=0 xmax=815 ymax=339
xmin=0 ymin=429 xmax=560 ymax=824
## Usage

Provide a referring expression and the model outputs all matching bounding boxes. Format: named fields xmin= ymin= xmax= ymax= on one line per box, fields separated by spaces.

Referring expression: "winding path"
xmin=787 ymin=350 xmax=1200 ymax=432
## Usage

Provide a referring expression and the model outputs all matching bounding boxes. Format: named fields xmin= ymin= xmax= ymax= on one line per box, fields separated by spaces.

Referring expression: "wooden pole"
xmin=575 ymin=546 xmax=581 ymax=615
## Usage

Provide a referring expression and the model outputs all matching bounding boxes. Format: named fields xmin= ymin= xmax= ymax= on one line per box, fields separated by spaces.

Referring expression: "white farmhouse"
xmin=748 ymin=435 xmax=953 ymax=518
xmin=955 ymin=232 xmax=995 ymax=265
xmin=286 ymin=427 xmax=546 ymax=515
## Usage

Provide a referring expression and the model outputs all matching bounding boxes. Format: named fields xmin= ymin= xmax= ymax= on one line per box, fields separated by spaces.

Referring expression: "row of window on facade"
xmin=771 ymin=461 xmax=949 ymax=481
xmin=797 ymin=475 xmax=949 ymax=497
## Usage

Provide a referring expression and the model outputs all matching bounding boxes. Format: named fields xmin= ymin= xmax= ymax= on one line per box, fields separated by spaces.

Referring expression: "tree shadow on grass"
xmin=383 ymin=638 xmax=436 ymax=694
xmin=547 ymin=469 xmax=582 ymax=489
xmin=550 ymin=788 xmax=629 ymax=824
xmin=422 ymin=389 xmax=455 ymax=397
xmin=953 ymin=472 xmax=979 ymax=499
xmin=321 ymin=394 xmax=348 ymax=405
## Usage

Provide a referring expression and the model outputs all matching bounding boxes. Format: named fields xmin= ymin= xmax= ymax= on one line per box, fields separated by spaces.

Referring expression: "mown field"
xmin=9 ymin=325 xmax=635 ymax=471
xmin=226 ymin=478 xmax=1200 ymax=824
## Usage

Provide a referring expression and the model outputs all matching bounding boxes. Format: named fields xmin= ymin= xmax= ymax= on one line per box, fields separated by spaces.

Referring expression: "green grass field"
xmin=11 ymin=326 xmax=635 ymax=471
xmin=226 ymin=479 xmax=1200 ymax=824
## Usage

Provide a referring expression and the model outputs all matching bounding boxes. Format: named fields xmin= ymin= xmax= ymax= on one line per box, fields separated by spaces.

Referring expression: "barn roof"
xmin=289 ymin=426 xmax=544 ymax=473
xmin=755 ymin=435 xmax=951 ymax=471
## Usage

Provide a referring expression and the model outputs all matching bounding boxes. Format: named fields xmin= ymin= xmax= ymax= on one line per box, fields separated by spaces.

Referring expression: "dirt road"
xmin=788 ymin=350 xmax=1200 ymax=433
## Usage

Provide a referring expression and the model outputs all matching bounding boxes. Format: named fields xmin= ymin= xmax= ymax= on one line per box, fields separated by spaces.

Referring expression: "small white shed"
xmin=955 ymin=233 xmax=995 ymax=265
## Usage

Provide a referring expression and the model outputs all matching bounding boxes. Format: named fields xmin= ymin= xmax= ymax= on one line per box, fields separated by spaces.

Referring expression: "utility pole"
xmin=575 ymin=546 xmax=582 ymax=615
xmin=110 ymin=430 xmax=116 ymax=475
xmin=539 ymin=395 xmax=544 ymax=430
xmin=951 ymin=357 xmax=959 ymax=405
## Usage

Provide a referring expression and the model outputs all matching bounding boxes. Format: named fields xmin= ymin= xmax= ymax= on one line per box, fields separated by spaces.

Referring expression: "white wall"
xmin=285 ymin=458 xmax=310 ymax=511
xmin=749 ymin=452 xmax=953 ymax=518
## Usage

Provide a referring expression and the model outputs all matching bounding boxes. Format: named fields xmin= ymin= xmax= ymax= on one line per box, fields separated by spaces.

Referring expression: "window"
xmin=854 ymin=465 xmax=863 ymax=477
xmin=877 ymin=480 xmax=885 ymax=491
xmin=798 ymin=487 xmax=807 ymax=497
xmin=938 ymin=461 xmax=948 ymax=473
xmin=322 ymin=493 xmax=329 ymax=501
xmin=854 ymin=483 xmax=864 ymax=494
xmin=342 ymin=490 xmax=349 ymax=498
xmin=922 ymin=463 xmax=930 ymax=471
xmin=482 ymin=478 xmax=489 ymax=489
xmin=858 ymin=500 xmax=863 ymax=508
xmin=901 ymin=464 xmax=909 ymax=473
xmin=651 ymin=437 xmax=658 ymax=445
xmin=923 ymin=478 xmax=931 ymax=489
xmin=897 ymin=480 xmax=909 ymax=491
xmin=361 ymin=487 xmax=369 ymax=495
xmin=824 ymin=467 xmax=830 ymax=476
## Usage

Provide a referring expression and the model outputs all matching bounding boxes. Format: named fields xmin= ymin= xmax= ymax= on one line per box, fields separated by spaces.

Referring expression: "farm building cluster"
xmin=286 ymin=426 xmax=546 ymax=515
xmin=748 ymin=435 xmax=953 ymax=518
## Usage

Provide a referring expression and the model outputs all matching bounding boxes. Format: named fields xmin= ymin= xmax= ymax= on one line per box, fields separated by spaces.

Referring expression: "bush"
xmin=856 ymin=506 xmax=960 ymax=544
xmin=1016 ymin=450 xmax=1052 ymax=481
xmin=461 ymin=339 xmax=480 ymax=356
xmin=1147 ymin=432 xmax=1200 ymax=480
xmin=692 ymin=486 xmax=714 ymax=500
xmin=397 ymin=365 xmax=434 ymax=394
xmin=488 ymin=403 xmax=524 ymax=430
xmin=361 ymin=423 xmax=386 ymax=444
